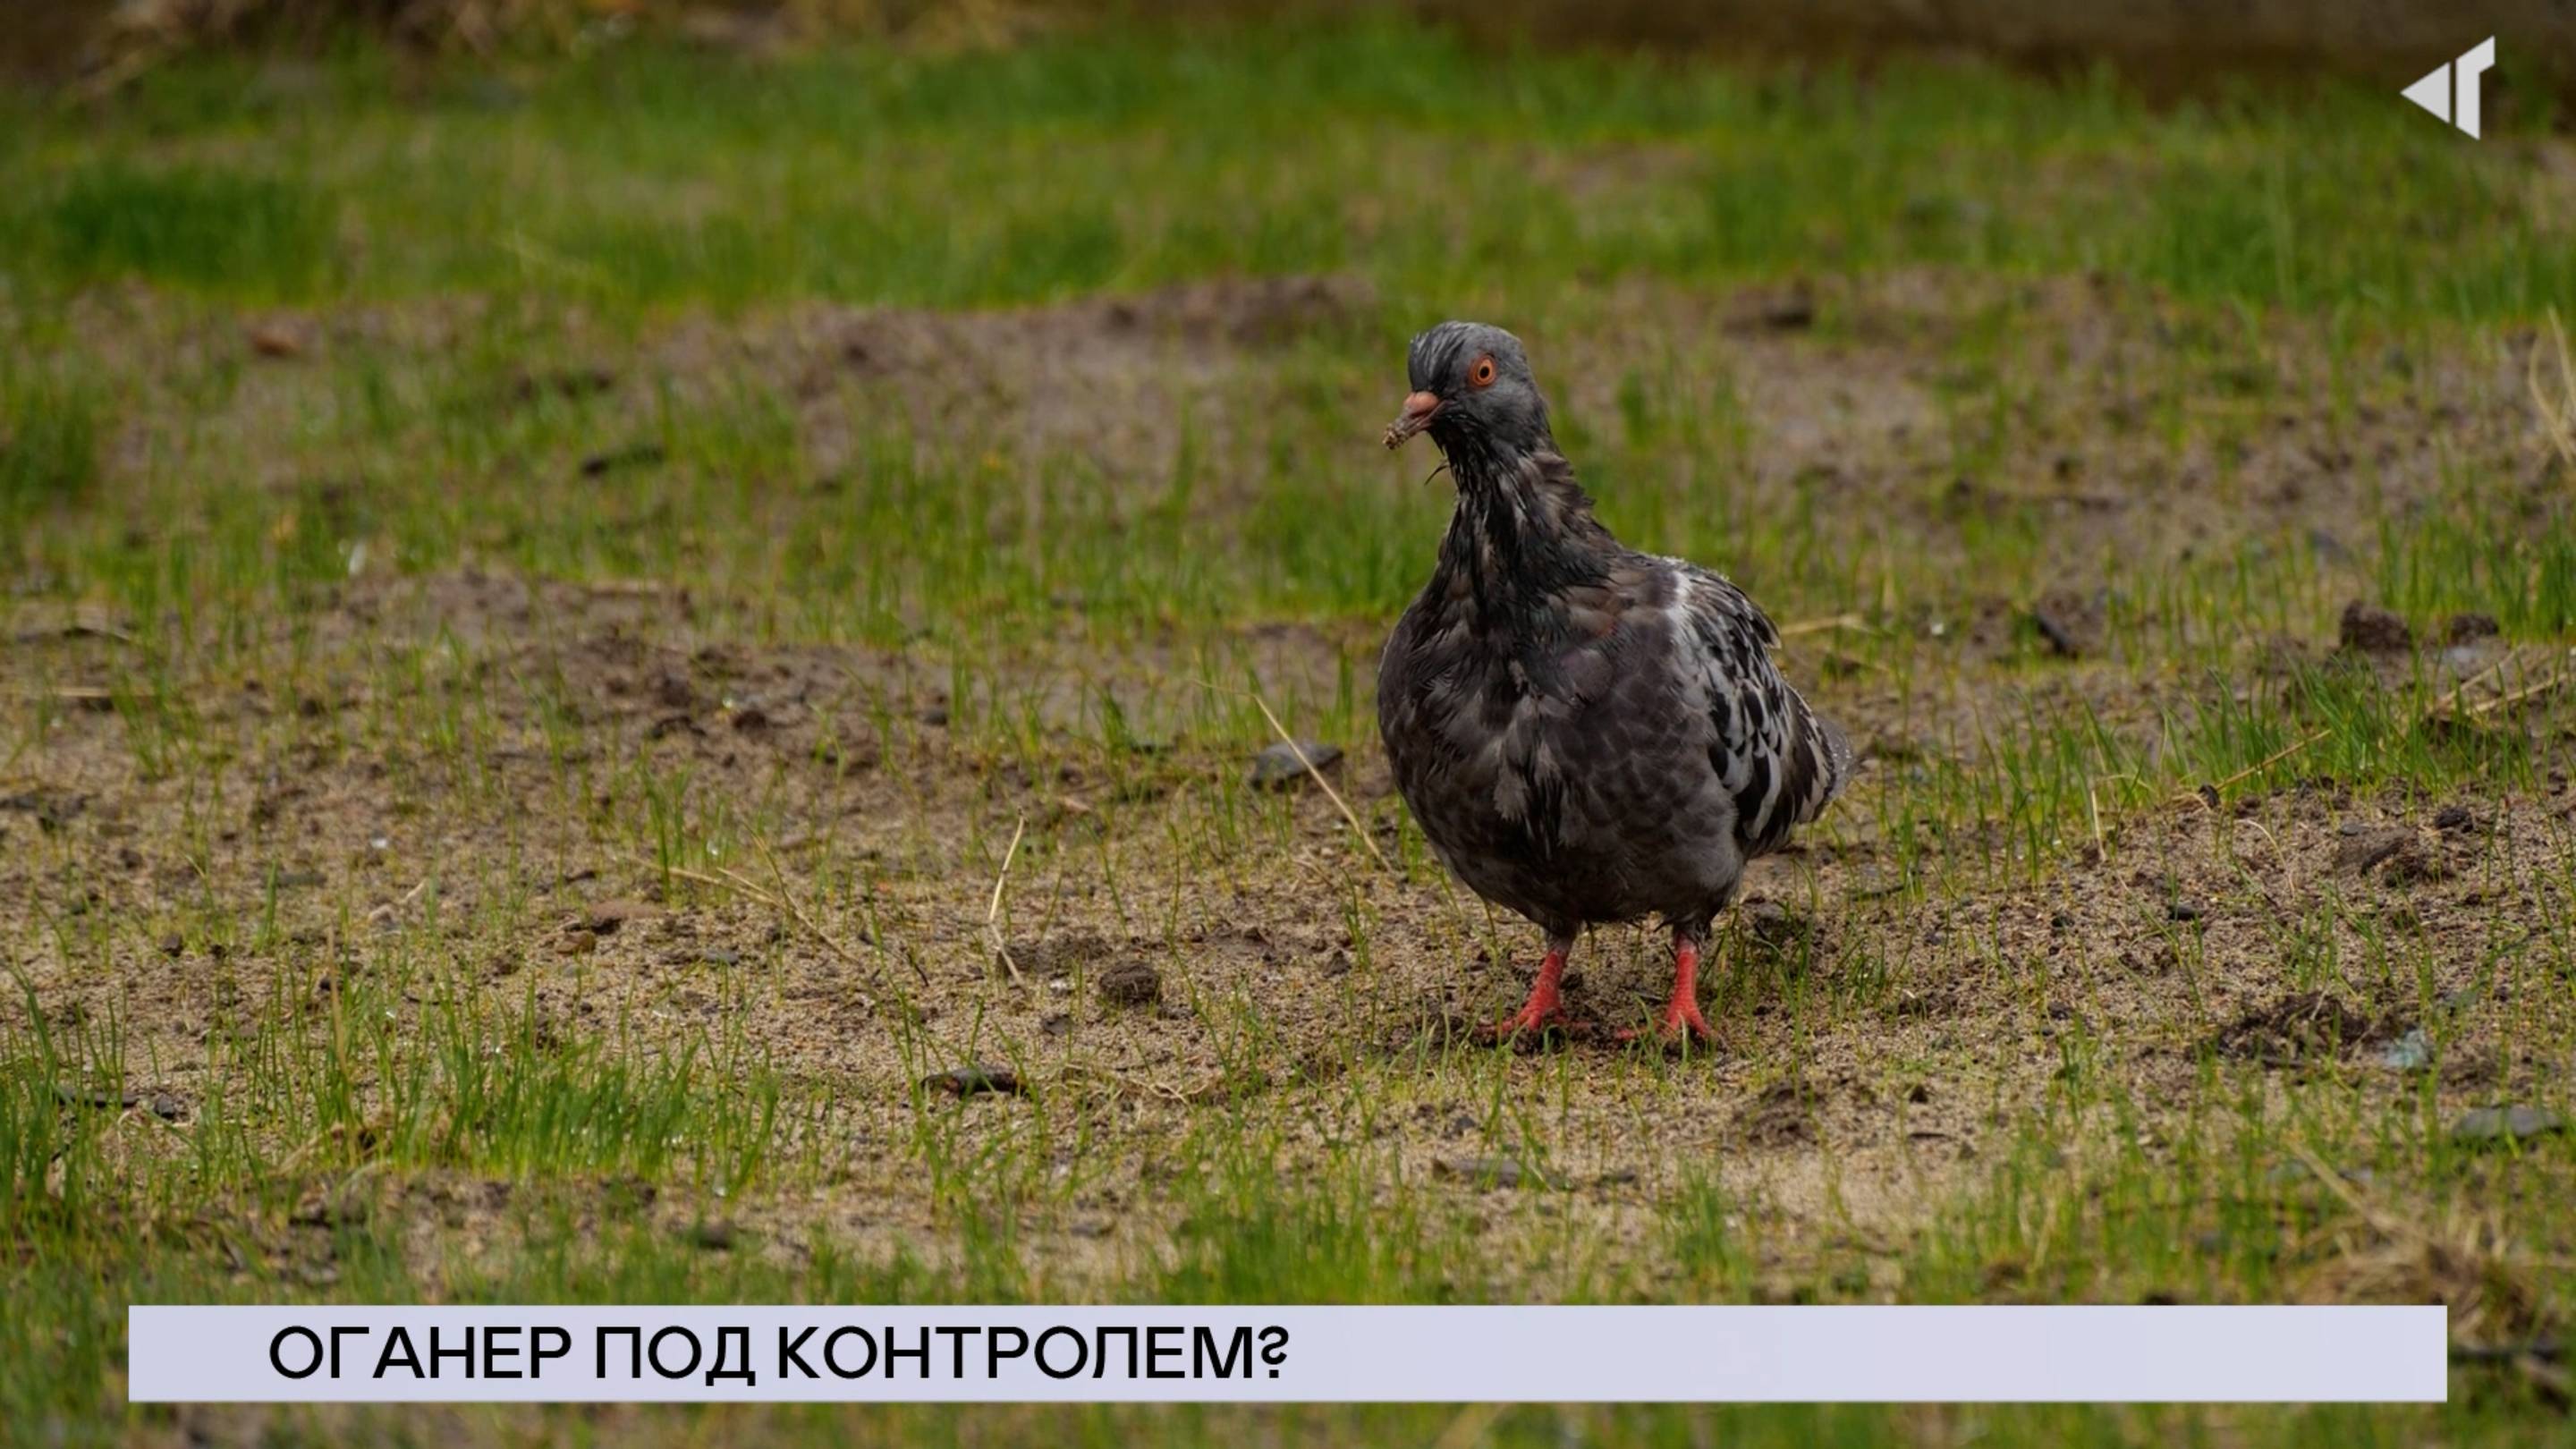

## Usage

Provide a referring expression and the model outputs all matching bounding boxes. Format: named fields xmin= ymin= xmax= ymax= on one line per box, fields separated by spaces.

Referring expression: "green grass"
xmin=0 ymin=26 xmax=2566 ymax=318
xmin=3 ymin=18 xmax=2574 ymax=1449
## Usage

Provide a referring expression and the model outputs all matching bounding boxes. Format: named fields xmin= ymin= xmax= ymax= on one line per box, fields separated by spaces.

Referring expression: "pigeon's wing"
xmin=1669 ymin=560 xmax=1852 ymax=856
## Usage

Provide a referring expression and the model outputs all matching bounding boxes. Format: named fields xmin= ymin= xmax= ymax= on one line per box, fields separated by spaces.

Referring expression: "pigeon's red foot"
xmin=1619 ymin=936 xmax=1717 ymax=1047
xmin=1477 ymin=945 xmax=1576 ymax=1044
xmin=1620 ymin=993 xmax=1716 ymax=1046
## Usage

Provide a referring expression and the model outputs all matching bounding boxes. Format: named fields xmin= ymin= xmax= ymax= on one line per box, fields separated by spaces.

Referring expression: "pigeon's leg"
xmin=1484 ymin=933 xmax=1578 ymax=1040
xmin=1623 ymin=927 xmax=1716 ymax=1045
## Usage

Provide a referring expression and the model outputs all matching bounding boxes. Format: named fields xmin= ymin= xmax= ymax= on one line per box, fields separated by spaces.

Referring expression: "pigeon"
xmin=1377 ymin=321 xmax=1852 ymax=1043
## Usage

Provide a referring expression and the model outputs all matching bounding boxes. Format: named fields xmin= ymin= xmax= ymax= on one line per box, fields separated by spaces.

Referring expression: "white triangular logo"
xmin=2401 ymin=63 xmax=2451 ymax=123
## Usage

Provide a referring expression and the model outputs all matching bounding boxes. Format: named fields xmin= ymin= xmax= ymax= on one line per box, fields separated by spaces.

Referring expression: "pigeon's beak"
xmin=1382 ymin=391 xmax=1442 ymax=450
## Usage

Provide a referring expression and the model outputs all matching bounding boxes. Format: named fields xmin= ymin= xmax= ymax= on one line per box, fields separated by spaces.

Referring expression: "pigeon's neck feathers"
xmin=1436 ymin=444 xmax=1616 ymax=614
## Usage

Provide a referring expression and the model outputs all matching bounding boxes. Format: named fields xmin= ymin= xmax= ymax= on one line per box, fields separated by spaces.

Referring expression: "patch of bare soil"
xmin=10 ymin=552 xmax=2574 ymax=1296
xmin=751 ymin=272 xmax=1377 ymax=475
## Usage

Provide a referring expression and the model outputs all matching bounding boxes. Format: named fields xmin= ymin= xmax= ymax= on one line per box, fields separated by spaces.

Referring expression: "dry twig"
xmin=983 ymin=816 xmax=1028 ymax=983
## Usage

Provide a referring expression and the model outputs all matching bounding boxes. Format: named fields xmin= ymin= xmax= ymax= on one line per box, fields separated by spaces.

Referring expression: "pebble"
xmin=922 ymin=1063 xmax=1023 ymax=1097
xmin=586 ymin=899 xmax=662 ymax=934
xmin=2377 ymin=1028 xmax=2433 ymax=1072
xmin=1433 ymin=1157 xmax=1561 ymax=1191
xmin=2451 ymin=1106 xmax=2565 ymax=1145
xmin=1249 ymin=739 xmax=1343 ymax=791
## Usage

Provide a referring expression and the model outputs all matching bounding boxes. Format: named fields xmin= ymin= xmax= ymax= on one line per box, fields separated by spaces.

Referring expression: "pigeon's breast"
xmin=1378 ymin=591 xmax=1745 ymax=930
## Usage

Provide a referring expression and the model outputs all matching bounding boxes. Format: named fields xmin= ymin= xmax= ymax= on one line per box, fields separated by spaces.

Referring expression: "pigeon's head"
xmin=1383 ymin=321 xmax=1553 ymax=461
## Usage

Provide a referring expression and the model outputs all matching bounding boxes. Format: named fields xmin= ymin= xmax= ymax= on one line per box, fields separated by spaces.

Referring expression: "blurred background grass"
xmin=13 ymin=0 xmax=2576 ymax=100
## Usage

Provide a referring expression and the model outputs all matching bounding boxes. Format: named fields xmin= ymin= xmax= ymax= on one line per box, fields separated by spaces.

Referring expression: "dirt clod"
xmin=2337 ymin=600 xmax=2412 ymax=655
xmin=922 ymin=1064 xmax=1024 ymax=1097
xmin=1736 ymin=1081 xmax=1814 ymax=1147
xmin=2334 ymin=827 xmax=2414 ymax=875
xmin=1726 ymin=284 xmax=1817 ymax=333
xmin=2213 ymin=991 xmax=2384 ymax=1066
xmin=2379 ymin=843 xmax=2450 ymax=887
xmin=1097 ymin=960 xmax=1163 ymax=1007
xmin=2028 ymin=589 xmax=2102 ymax=657
xmin=586 ymin=899 xmax=663 ymax=934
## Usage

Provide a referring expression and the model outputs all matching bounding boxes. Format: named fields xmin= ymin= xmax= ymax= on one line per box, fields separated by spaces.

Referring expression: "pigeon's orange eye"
xmin=1470 ymin=356 xmax=1497 ymax=389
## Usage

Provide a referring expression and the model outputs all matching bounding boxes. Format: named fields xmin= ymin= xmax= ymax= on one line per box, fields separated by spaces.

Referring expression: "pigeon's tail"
xmin=1802 ymin=705 xmax=1855 ymax=819
xmin=1781 ymin=689 xmax=1853 ymax=829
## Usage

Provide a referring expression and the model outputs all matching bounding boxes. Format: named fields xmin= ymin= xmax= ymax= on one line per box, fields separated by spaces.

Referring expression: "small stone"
xmin=1435 ymin=1157 xmax=1559 ymax=1191
xmin=2337 ymin=601 xmax=2411 ymax=655
xmin=2433 ymin=805 xmax=2477 ymax=834
xmin=148 ymin=1093 xmax=184 ymax=1121
xmin=2263 ymin=1160 xmax=2376 ymax=1189
xmin=698 ymin=947 xmax=741 ymax=966
xmin=2165 ymin=901 xmax=2202 ymax=922
xmin=555 ymin=933 xmax=595 ymax=956
xmin=2451 ymin=1106 xmax=2565 ymax=1145
xmin=922 ymin=1063 xmax=1022 ymax=1097
xmin=586 ymin=898 xmax=662 ymax=935
xmin=157 ymin=933 xmax=183 ymax=957
xmin=1249 ymin=739 xmax=1343 ymax=791
xmin=2377 ymin=1028 xmax=2432 ymax=1072
xmin=1097 ymin=961 xmax=1162 ymax=1007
